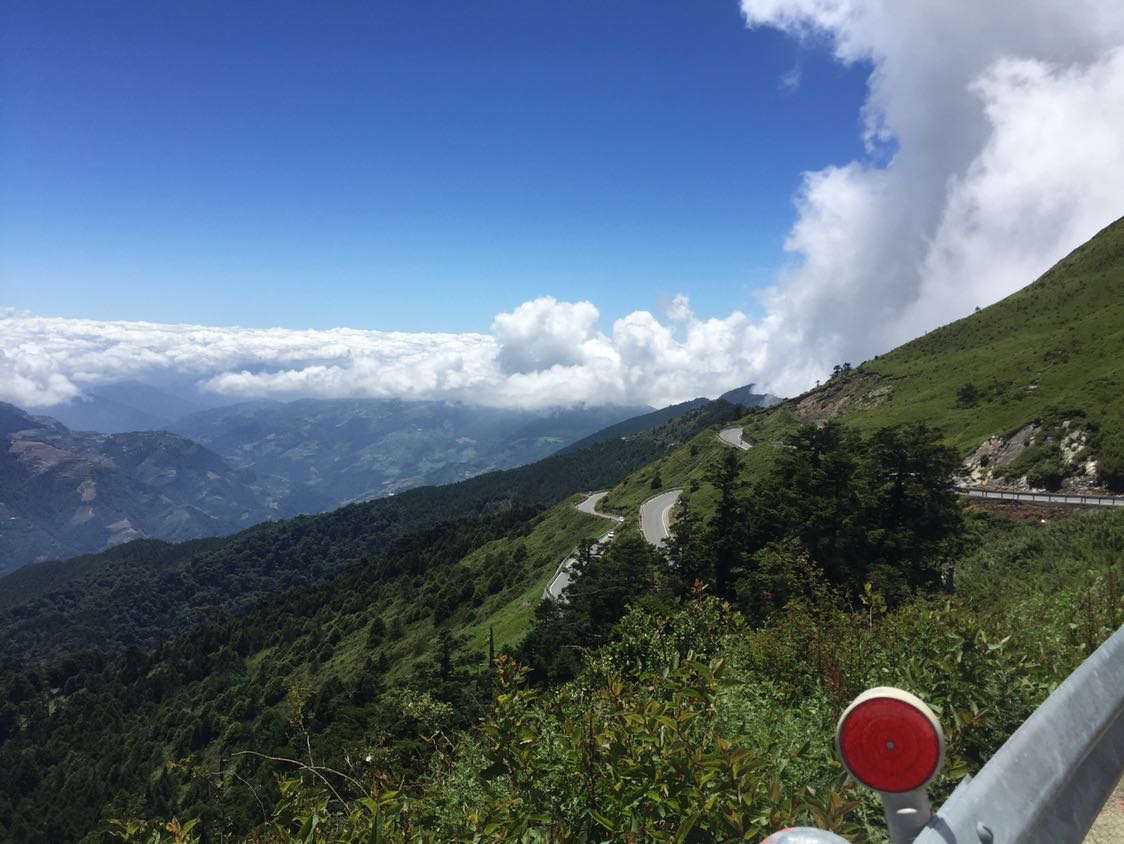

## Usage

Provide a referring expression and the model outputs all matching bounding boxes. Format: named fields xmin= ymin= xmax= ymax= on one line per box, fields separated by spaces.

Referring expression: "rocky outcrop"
xmin=963 ymin=419 xmax=1101 ymax=492
xmin=794 ymin=373 xmax=893 ymax=421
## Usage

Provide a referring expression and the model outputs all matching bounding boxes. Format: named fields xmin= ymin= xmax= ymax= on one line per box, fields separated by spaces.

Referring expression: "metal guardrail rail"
xmin=962 ymin=488 xmax=1124 ymax=508
xmin=912 ymin=623 xmax=1124 ymax=844
xmin=717 ymin=427 xmax=1124 ymax=508
xmin=778 ymin=626 xmax=1124 ymax=844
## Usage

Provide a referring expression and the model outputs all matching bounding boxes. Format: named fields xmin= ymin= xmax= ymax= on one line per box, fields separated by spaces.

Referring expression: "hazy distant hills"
xmin=41 ymin=379 xmax=228 ymax=434
xmin=0 ymin=396 xmax=652 ymax=573
xmin=0 ymin=403 xmax=324 ymax=575
xmin=171 ymin=398 xmax=650 ymax=504
xmin=557 ymin=386 xmax=776 ymax=455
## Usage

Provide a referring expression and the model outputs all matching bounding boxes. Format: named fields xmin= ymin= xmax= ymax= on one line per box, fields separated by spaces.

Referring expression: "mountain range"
xmin=169 ymin=398 xmax=653 ymax=503
xmin=0 ymin=389 xmax=773 ymax=574
xmin=0 ymin=402 xmax=324 ymax=575
xmin=0 ymin=219 xmax=1121 ymax=842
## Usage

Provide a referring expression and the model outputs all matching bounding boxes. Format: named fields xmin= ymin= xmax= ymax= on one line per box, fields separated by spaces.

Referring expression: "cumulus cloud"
xmin=492 ymin=297 xmax=602 ymax=374
xmin=739 ymin=0 xmax=1124 ymax=394
xmin=664 ymin=294 xmax=695 ymax=324
xmin=4 ymin=1 xmax=1123 ymax=411
xmin=0 ymin=301 xmax=773 ymax=411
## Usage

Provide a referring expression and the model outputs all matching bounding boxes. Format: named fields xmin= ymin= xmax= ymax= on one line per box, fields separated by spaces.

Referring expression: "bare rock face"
xmin=964 ymin=423 xmax=1041 ymax=485
xmin=962 ymin=419 xmax=1102 ymax=492
xmin=1059 ymin=426 xmax=1100 ymax=490
xmin=795 ymin=373 xmax=893 ymax=422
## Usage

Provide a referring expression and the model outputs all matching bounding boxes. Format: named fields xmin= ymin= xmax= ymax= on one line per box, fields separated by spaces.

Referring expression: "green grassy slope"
xmin=764 ymin=216 xmax=1124 ymax=453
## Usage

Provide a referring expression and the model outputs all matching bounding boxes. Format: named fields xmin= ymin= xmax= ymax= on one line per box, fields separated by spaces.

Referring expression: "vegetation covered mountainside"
xmin=0 ymin=403 xmax=327 ymax=576
xmin=2 ymin=417 xmax=1120 ymax=842
xmin=746 ymin=215 xmax=1124 ymax=491
xmin=2 ymin=221 xmax=1123 ymax=842
xmin=0 ymin=399 xmax=744 ymax=665
xmin=556 ymin=384 xmax=772 ymax=455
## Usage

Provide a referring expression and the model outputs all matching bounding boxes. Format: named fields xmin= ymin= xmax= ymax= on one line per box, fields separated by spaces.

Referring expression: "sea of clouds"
xmin=0 ymin=297 xmax=764 ymax=410
xmin=3 ymin=0 xmax=1124 ymax=412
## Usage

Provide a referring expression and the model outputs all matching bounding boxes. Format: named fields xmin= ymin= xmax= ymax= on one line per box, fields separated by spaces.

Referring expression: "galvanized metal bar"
xmin=914 ymin=624 xmax=1124 ymax=844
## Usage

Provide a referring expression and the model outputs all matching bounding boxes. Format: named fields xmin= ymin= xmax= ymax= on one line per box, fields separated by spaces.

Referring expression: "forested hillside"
xmin=2 ymin=417 xmax=1120 ymax=842
xmin=0 ymin=400 xmax=743 ymax=665
xmin=2 ymin=221 xmax=1123 ymax=842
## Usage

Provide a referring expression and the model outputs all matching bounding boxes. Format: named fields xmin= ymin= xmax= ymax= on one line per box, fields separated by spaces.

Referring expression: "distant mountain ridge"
xmin=171 ymin=398 xmax=651 ymax=504
xmin=0 ymin=397 xmax=655 ymax=574
xmin=718 ymin=383 xmax=781 ymax=408
xmin=557 ymin=385 xmax=775 ymax=456
xmin=0 ymin=402 xmax=323 ymax=575
xmin=41 ymin=379 xmax=228 ymax=434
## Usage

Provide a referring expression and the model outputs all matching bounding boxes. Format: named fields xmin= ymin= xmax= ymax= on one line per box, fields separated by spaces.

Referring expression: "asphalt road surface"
xmin=640 ymin=489 xmax=682 ymax=547
xmin=1086 ymin=776 xmax=1124 ymax=844
xmin=718 ymin=426 xmax=751 ymax=450
xmin=576 ymin=490 xmax=611 ymax=517
xmin=543 ymin=492 xmax=622 ymax=600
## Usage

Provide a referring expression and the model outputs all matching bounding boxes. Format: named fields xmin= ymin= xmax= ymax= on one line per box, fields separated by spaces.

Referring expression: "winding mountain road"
xmin=718 ymin=426 xmax=751 ymax=450
xmin=543 ymin=492 xmax=624 ymax=600
xmin=640 ymin=489 xmax=682 ymax=547
xmin=576 ymin=490 xmax=612 ymax=516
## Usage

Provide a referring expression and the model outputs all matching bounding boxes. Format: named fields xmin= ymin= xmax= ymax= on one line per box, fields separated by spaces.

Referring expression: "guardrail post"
xmin=762 ymin=629 xmax=1124 ymax=844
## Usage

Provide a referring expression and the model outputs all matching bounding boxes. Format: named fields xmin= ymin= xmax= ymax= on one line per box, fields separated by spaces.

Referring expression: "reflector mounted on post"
xmin=836 ymin=686 xmax=943 ymax=794
xmin=835 ymin=687 xmax=944 ymax=843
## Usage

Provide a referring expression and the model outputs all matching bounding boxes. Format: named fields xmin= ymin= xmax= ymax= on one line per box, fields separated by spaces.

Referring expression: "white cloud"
xmin=491 ymin=297 xmax=603 ymax=374
xmin=0 ymin=344 xmax=83 ymax=408
xmin=738 ymin=0 xmax=1124 ymax=395
xmin=664 ymin=293 xmax=694 ymax=324
xmin=0 ymin=303 xmax=776 ymax=412
xmin=4 ymin=1 xmax=1123 ymax=411
xmin=779 ymin=65 xmax=802 ymax=93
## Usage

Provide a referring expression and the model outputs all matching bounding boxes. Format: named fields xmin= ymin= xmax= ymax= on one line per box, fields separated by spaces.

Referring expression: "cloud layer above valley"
xmin=4 ymin=0 xmax=1124 ymax=412
xmin=0 ymin=301 xmax=767 ymax=411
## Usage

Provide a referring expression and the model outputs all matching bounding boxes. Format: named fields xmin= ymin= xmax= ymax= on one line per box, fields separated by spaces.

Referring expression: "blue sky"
xmin=4 ymin=1 xmax=1120 ymax=411
xmin=1 ymin=0 xmax=869 ymax=332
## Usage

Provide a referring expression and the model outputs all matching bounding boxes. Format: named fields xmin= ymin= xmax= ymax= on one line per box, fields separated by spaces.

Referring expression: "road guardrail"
xmin=769 ymin=624 xmax=1124 ymax=843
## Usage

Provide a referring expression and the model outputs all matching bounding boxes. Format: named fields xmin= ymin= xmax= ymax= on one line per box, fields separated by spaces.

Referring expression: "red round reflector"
xmin=836 ymin=688 xmax=943 ymax=793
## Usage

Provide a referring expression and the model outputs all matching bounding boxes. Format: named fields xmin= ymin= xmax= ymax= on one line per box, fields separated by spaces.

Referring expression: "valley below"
xmin=1 ymin=220 xmax=1123 ymax=842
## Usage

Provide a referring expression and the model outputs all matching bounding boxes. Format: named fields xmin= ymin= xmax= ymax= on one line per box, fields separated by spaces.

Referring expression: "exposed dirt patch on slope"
xmin=9 ymin=439 xmax=81 ymax=476
xmin=794 ymin=373 xmax=893 ymax=422
xmin=965 ymin=500 xmax=1096 ymax=523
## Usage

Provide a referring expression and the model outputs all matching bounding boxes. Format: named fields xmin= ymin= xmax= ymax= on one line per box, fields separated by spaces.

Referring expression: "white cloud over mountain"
xmin=738 ymin=0 xmax=1124 ymax=392
xmin=0 ymin=302 xmax=767 ymax=411
xmin=3 ymin=0 xmax=1123 ymax=411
